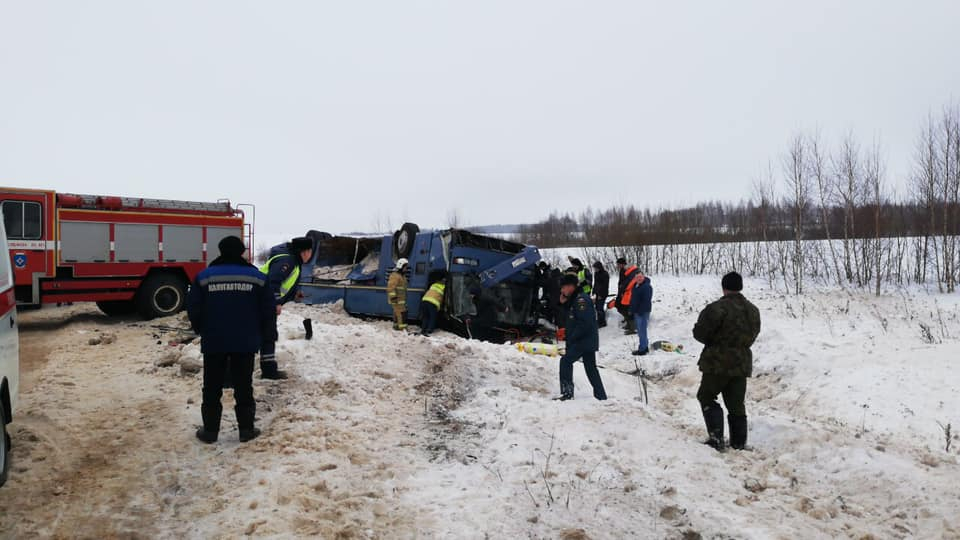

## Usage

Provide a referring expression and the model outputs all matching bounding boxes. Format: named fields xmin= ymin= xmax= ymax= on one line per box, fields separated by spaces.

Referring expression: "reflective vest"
xmin=260 ymin=254 xmax=301 ymax=299
xmin=578 ymin=269 xmax=592 ymax=294
xmin=422 ymin=282 xmax=445 ymax=308
xmin=621 ymin=271 xmax=642 ymax=307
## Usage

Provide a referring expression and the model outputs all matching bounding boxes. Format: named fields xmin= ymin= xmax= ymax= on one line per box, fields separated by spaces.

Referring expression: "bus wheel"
xmin=137 ymin=274 xmax=187 ymax=319
xmin=96 ymin=300 xmax=137 ymax=317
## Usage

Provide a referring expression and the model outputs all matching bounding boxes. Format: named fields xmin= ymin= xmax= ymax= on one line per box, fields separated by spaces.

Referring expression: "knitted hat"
xmin=721 ymin=272 xmax=743 ymax=292
xmin=561 ymin=274 xmax=579 ymax=287
xmin=218 ymin=236 xmax=246 ymax=258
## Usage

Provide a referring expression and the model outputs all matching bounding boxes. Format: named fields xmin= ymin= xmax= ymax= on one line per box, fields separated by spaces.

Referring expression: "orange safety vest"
xmin=620 ymin=266 xmax=642 ymax=306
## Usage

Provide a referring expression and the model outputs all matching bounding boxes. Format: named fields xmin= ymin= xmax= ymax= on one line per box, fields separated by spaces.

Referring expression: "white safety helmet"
xmin=396 ymin=258 xmax=409 ymax=269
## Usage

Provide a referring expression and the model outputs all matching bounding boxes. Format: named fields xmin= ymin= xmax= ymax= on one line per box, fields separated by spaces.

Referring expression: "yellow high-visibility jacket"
xmin=422 ymin=282 xmax=445 ymax=308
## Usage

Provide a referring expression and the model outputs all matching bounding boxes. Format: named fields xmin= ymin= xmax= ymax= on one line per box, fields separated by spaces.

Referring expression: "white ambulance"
xmin=0 ymin=212 xmax=20 ymax=487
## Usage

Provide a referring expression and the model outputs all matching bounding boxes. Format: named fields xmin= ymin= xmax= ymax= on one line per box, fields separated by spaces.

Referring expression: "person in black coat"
xmin=546 ymin=268 xmax=563 ymax=325
xmin=188 ymin=236 xmax=275 ymax=444
xmin=591 ymin=261 xmax=610 ymax=328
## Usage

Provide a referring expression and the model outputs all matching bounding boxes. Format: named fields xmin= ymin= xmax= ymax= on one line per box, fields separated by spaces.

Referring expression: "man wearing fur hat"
xmin=259 ymin=236 xmax=314 ymax=379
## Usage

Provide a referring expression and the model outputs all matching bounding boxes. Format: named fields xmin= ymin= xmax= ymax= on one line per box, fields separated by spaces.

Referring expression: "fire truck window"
xmin=1 ymin=201 xmax=42 ymax=240
xmin=24 ymin=202 xmax=42 ymax=239
xmin=2 ymin=201 xmax=23 ymax=238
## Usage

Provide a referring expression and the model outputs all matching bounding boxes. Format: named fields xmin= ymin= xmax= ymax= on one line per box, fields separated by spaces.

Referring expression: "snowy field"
xmin=2 ymin=276 xmax=959 ymax=539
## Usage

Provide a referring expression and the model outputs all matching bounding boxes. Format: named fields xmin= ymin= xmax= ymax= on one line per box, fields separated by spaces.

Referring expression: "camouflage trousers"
xmin=696 ymin=373 xmax=747 ymax=417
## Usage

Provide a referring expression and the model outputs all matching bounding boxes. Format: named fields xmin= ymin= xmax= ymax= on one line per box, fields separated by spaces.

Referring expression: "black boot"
xmin=632 ymin=348 xmax=649 ymax=356
xmin=260 ymin=360 xmax=288 ymax=380
xmin=195 ymin=428 xmax=218 ymax=444
xmin=554 ymin=382 xmax=575 ymax=401
xmin=729 ymin=415 xmax=748 ymax=450
xmin=303 ymin=318 xmax=313 ymax=340
xmin=239 ymin=428 xmax=261 ymax=442
xmin=702 ymin=404 xmax=725 ymax=451
xmin=200 ymin=401 xmax=222 ymax=443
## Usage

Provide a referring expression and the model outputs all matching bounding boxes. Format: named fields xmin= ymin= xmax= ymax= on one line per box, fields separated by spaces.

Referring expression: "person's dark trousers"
xmin=595 ymin=298 xmax=607 ymax=327
xmin=559 ymin=349 xmax=608 ymax=400
xmin=617 ymin=306 xmax=636 ymax=333
xmin=260 ymin=312 xmax=279 ymax=375
xmin=697 ymin=373 xmax=747 ymax=448
xmin=202 ymin=353 xmax=257 ymax=434
xmin=420 ymin=302 xmax=439 ymax=334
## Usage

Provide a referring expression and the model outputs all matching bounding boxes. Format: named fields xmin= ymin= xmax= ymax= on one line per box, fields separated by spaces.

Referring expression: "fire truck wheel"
xmin=138 ymin=274 xmax=188 ymax=319
xmin=96 ymin=300 xmax=137 ymax=317
xmin=0 ymin=400 xmax=9 ymax=487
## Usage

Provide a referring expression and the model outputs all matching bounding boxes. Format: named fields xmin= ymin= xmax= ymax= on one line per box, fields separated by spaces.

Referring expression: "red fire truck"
xmin=0 ymin=187 xmax=253 ymax=319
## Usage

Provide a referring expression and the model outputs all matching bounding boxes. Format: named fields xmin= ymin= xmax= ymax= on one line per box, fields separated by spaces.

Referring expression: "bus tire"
xmin=393 ymin=222 xmax=420 ymax=259
xmin=137 ymin=274 xmax=188 ymax=319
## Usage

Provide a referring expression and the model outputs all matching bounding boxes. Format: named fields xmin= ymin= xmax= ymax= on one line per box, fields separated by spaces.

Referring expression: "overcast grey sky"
xmin=2 ymin=1 xmax=958 ymax=241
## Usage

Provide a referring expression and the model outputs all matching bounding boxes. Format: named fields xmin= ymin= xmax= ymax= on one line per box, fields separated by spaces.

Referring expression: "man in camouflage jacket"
xmin=693 ymin=272 xmax=761 ymax=451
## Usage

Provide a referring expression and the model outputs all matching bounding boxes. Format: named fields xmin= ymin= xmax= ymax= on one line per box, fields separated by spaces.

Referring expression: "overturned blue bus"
xmin=293 ymin=223 xmax=543 ymax=339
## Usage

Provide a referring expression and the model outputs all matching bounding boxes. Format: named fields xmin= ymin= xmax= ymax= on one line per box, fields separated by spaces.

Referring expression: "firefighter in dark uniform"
xmin=693 ymin=272 xmax=762 ymax=451
xmin=188 ymin=236 xmax=275 ymax=444
xmin=556 ymin=274 xmax=607 ymax=401
xmin=259 ymin=237 xmax=314 ymax=379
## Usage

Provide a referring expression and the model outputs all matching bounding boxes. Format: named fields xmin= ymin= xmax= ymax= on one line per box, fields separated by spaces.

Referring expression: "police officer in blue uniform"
xmin=259 ymin=237 xmax=313 ymax=379
xmin=188 ymin=236 xmax=275 ymax=444
xmin=556 ymin=274 xmax=607 ymax=401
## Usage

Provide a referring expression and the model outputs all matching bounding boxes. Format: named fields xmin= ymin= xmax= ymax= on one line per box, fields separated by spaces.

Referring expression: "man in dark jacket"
xmin=630 ymin=272 xmax=653 ymax=355
xmin=693 ymin=272 xmax=761 ymax=451
xmin=259 ymin=237 xmax=313 ymax=379
xmin=615 ymin=258 xmax=640 ymax=335
xmin=556 ymin=274 xmax=607 ymax=401
xmin=591 ymin=261 xmax=610 ymax=328
xmin=546 ymin=268 xmax=562 ymax=324
xmin=188 ymin=236 xmax=275 ymax=444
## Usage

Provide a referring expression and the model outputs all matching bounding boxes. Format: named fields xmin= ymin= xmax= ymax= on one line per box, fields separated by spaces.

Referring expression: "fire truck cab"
xmin=0 ymin=187 xmax=251 ymax=319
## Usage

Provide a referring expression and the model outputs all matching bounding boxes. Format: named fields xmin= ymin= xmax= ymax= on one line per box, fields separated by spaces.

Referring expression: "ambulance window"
xmin=2 ymin=201 xmax=43 ymax=240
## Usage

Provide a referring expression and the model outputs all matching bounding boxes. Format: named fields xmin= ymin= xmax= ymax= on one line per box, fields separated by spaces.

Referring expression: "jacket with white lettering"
xmin=187 ymin=259 xmax=276 ymax=354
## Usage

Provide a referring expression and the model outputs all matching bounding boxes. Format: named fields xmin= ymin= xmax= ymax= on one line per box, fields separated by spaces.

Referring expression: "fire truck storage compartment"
xmin=60 ymin=222 xmax=110 ymax=263
xmin=115 ymin=224 xmax=158 ymax=262
xmin=162 ymin=225 xmax=203 ymax=262
xmin=206 ymin=227 xmax=240 ymax=256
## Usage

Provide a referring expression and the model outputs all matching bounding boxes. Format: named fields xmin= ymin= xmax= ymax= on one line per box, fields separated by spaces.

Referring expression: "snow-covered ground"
xmin=2 ymin=276 xmax=959 ymax=539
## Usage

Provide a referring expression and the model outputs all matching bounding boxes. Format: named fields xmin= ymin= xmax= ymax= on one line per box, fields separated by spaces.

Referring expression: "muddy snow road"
xmin=2 ymin=278 xmax=959 ymax=539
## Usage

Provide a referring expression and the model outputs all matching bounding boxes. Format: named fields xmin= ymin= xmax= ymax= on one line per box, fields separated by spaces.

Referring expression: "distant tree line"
xmin=520 ymin=103 xmax=960 ymax=294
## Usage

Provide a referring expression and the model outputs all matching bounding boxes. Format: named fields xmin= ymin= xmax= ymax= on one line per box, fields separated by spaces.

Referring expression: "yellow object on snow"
xmin=516 ymin=342 xmax=564 ymax=357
